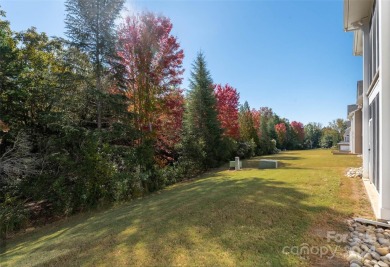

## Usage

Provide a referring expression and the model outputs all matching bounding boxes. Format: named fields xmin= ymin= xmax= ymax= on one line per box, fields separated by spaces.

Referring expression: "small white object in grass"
xmin=235 ymin=157 xmax=240 ymax=171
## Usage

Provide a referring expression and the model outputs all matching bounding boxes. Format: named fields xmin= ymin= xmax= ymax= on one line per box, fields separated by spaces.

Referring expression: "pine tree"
xmin=65 ymin=0 xmax=124 ymax=129
xmin=181 ymin=52 xmax=222 ymax=170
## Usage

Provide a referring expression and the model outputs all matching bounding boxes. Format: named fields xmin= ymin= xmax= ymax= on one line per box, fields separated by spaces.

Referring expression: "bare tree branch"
xmin=0 ymin=131 xmax=40 ymax=185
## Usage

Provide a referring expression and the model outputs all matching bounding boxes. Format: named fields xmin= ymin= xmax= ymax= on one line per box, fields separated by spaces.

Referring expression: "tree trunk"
xmin=97 ymin=73 xmax=102 ymax=130
xmin=96 ymin=0 xmax=102 ymax=130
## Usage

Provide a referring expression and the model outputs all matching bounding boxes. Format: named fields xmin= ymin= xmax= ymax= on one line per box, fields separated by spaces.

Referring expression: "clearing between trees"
xmin=0 ymin=150 xmax=372 ymax=266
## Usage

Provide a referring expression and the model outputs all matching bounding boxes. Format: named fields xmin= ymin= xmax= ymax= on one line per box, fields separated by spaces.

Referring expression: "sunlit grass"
xmin=0 ymin=150 xmax=372 ymax=266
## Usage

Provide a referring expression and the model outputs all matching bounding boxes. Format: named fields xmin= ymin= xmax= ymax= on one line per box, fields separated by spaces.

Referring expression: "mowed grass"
xmin=0 ymin=150 xmax=372 ymax=266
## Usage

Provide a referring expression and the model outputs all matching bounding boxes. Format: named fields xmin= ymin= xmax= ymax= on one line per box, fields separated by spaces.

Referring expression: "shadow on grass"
xmin=263 ymin=156 xmax=303 ymax=161
xmin=277 ymin=162 xmax=312 ymax=170
xmin=1 ymin=172 xmax=349 ymax=266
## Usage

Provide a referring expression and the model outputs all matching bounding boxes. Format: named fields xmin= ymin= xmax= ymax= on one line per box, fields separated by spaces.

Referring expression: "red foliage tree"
xmin=251 ymin=109 xmax=261 ymax=138
xmin=259 ymin=107 xmax=273 ymax=119
xmin=116 ymin=12 xmax=185 ymax=164
xmin=290 ymin=121 xmax=305 ymax=143
xmin=214 ymin=84 xmax=240 ymax=140
xmin=116 ymin=12 xmax=184 ymax=138
xmin=154 ymin=89 xmax=185 ymax=164
xmin=275 ymin=123 xmax=287 ymax=146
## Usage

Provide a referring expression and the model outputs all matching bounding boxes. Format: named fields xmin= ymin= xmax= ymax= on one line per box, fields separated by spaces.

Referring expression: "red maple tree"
xmin=290 ymin=121 xmax=305 ymax=143
xmin=154 ymin=89 xmax=185 ymax=165
xmin=214 ymin=84 xmax=240 ymax=139
xmin=116 ymin=12 xmax=184 ymax=134
xmin=116 ymin=12 xmax=185 ymax=164
xmin=275 ymin=123 xmax=287 ymax=145
xmin=251 ymin=109 xmax=261 ymax=138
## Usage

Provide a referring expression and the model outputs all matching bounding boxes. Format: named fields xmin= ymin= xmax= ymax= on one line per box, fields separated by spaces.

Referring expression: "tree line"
xmin=0 ymin=1 xmax=349 ymax=240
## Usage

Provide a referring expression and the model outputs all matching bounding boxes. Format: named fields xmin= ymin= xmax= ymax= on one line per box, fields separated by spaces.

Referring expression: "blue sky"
xmin=1 ymin=0 xmax=362 ymax=126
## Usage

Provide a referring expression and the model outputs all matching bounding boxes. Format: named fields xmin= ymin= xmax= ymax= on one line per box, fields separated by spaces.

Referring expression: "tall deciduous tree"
xmin=181 ymin=52 xmax=222 ymax=169
xmin=116 ymin=13 xmax=184 ymax=147
xmin=214 ymin=84 xmax=240 ymax=140
xmin=65 ymin=0 xmax=124 ymax=129
xmin=14 ymin=29 xmax=66 ymax=130
xmin=0 ymin=9 xmax=20 ymax=137
xmin=290 ymin=121 xmax=305 ymax=148
xmin=251 ymin=109 xmax=261 ymax=138
xmin=304 ymin=122 xmax=322 ymax=148
xmin=238 ymin=101 xmax=258 ymax=143
xmin=1 ymin=26 xmax=70 ymax=155
xmin=329 ymin=118 xmax=348 ymax=142
xmin=320 ymin=127 xmax=339 ymax=148
xmin=154 ymin=89 xmax=185 ymax=165
xmin=259 ymin=107 xmax=273 ymax=120
xmin=275 ymin=122 xmax=287 ymax=148
xmin=257 ymin=107 xmax=274 ymax=155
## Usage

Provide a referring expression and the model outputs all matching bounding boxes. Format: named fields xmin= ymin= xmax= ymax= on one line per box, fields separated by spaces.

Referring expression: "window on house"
xmin=368 ymin=1 xmax=379 ymax=86
xmin=369 ymin=94 xmax=380 ymax=192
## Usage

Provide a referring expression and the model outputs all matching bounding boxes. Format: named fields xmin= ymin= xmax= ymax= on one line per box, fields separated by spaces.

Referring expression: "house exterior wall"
xmin=362 ymin=24 xmax=370 ymax=180
xmin=378 ymin=0 xmax=390 ymax=219
xmin=346 ymin=0 xmax=390 ymax=220
xmin=350 ymin=116 xmax=355 ymax=152
xmin=362 ymin=2 xmax=381 ymax=218
xmin=354 ymin=109 xmax=362 ymax=154
xmin=349 ymin=108 xmax=363 ymax=154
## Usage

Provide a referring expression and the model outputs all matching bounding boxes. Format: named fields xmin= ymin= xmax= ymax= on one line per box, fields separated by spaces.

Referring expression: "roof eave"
xmin=344 ymin=0 xmax=374 ymax=32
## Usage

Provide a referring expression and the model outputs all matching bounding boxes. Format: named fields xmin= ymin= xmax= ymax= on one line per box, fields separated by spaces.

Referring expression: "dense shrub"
xmin=156 ymin=163 xmax=187 ymax=187
xmin=0 ymin=195 xmax=27 ymax=241
xmin=320 ymin=134 xmax=334 ymax=148
xmin=216 ymin=137 xmax=238 ymax=163
xmin=236 ymin=140 xmax=256 ymax=159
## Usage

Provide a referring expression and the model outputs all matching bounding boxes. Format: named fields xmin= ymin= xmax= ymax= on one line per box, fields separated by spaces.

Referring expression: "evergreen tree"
xmin=181 ymin=52 xmax=222 ymax=170
xmin=65 ymin=0 xmax=124 ymax=129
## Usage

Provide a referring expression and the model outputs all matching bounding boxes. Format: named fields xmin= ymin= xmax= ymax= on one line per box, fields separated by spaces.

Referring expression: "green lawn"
xmin=0 ymin=150 xmax=372 ymax=266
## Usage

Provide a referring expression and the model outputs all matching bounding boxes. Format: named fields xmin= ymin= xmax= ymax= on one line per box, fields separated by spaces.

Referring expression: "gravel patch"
xmin=346 ymin=167 xmax=363 ymax=178
xmin=347 ymin=220 xmax=390 ymax=267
